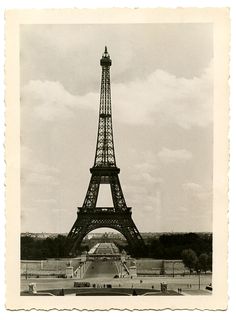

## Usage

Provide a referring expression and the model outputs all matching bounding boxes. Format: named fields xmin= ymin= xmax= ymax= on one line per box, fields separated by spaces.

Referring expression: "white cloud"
xmin=182 ymin=182 xmax=212 ymax=202
xmin=21 ymin=61 xmax=212 ymax=128
xmin=134 ymin=162 xmax=156 ymax=173
xmin=24 ymin=172 xmax=59 ymax=186
xmin=21 ymin=145 xmax=59 ymax=175
xmin=157 ymin=148 xmax=192 ymax=164
xmin=182 ymin=182 xmax=202 ymax=192
xmin=21 ymin=145 xmax=59 ymax=188
xmin=21 ymin=80 xmax=98 ymax=122
xmin=130 ymin=171 xmax=158 ymax=185
xmin=113 ymin=61 xmax=213 ymax=128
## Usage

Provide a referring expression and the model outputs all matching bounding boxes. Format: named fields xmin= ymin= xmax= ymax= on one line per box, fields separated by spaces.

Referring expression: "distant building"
xmin=21 ymin=232 xmax=68 ymax=239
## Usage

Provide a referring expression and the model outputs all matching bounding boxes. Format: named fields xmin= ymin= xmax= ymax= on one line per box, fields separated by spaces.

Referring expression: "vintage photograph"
xmin=5 ymin=8 xmax=229 ymax=310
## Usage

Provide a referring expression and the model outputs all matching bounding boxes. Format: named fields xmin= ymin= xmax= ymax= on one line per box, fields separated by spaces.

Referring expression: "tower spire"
xmin=94 ymin=47 xmax=115 ymax=167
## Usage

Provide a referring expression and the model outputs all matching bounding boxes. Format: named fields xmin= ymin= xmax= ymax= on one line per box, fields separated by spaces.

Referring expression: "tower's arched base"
xmin=67 ymin=207 xmax=145 ymax=256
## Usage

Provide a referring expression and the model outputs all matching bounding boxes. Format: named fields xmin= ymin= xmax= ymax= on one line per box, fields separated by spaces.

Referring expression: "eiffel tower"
xmin=67 ymin=47 xmax=144 ymax=256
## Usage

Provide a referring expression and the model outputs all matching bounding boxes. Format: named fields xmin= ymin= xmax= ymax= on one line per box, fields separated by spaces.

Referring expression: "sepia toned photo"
xmin=5 ymin=8 xmax=229 ymax=310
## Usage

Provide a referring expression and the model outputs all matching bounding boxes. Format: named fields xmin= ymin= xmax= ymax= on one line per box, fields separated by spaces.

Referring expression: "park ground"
xmin=21 ymin=273 xmax=212 ymax=296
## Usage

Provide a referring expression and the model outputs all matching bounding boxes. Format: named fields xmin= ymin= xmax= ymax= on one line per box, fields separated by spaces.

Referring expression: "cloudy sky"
xmin=20 ymin=24 xmax=213 ymax=233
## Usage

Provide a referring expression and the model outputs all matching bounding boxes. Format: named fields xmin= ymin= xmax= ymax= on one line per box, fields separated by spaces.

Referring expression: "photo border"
xmin=5 ymin=7 xmax=229 ymax=310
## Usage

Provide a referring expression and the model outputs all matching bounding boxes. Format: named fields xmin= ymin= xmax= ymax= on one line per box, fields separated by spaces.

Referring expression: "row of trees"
xmin=182 ymin=249 xmax=212 ymax=273
xmin=21 ymin=235 xmax=88 ymax=260
xmin=146 ymin=233 xmax=212 ymax=259
xmin=116 ymin=232 xmax=212 ymax=260
xmin=21 ymin=232 xmax=212 ymax=271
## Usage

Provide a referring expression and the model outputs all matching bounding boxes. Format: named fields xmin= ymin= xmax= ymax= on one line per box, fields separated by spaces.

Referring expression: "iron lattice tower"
xmin=67 ymin=47 xmax=144 ymax=255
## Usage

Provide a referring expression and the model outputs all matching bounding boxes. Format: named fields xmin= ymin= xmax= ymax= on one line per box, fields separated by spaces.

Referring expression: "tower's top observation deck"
xmin=100 ymin=46 xmax=112 ymax=67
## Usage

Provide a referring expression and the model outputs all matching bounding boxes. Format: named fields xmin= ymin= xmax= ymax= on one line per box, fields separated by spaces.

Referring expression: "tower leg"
xmin=82 ymin=175 xmax=100 ymax=208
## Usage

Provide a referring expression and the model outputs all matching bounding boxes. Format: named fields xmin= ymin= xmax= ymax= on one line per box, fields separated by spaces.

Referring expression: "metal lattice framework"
xmin=94 ymin=47 xmax=116 ymax=167
xmin=67 ymin=47 xmax=144 ymax=255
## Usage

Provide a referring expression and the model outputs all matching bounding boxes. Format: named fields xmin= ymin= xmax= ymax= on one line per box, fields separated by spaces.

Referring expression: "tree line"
xmin=21 ymin=235 xmax=89 ymax=260
xmin=21 ymin=232 xmax=212 ymax=270
xmin=145 ymin=232 xmax=212 ymax=259
xmin=181 ymin=248 xmax=212 ymax=273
